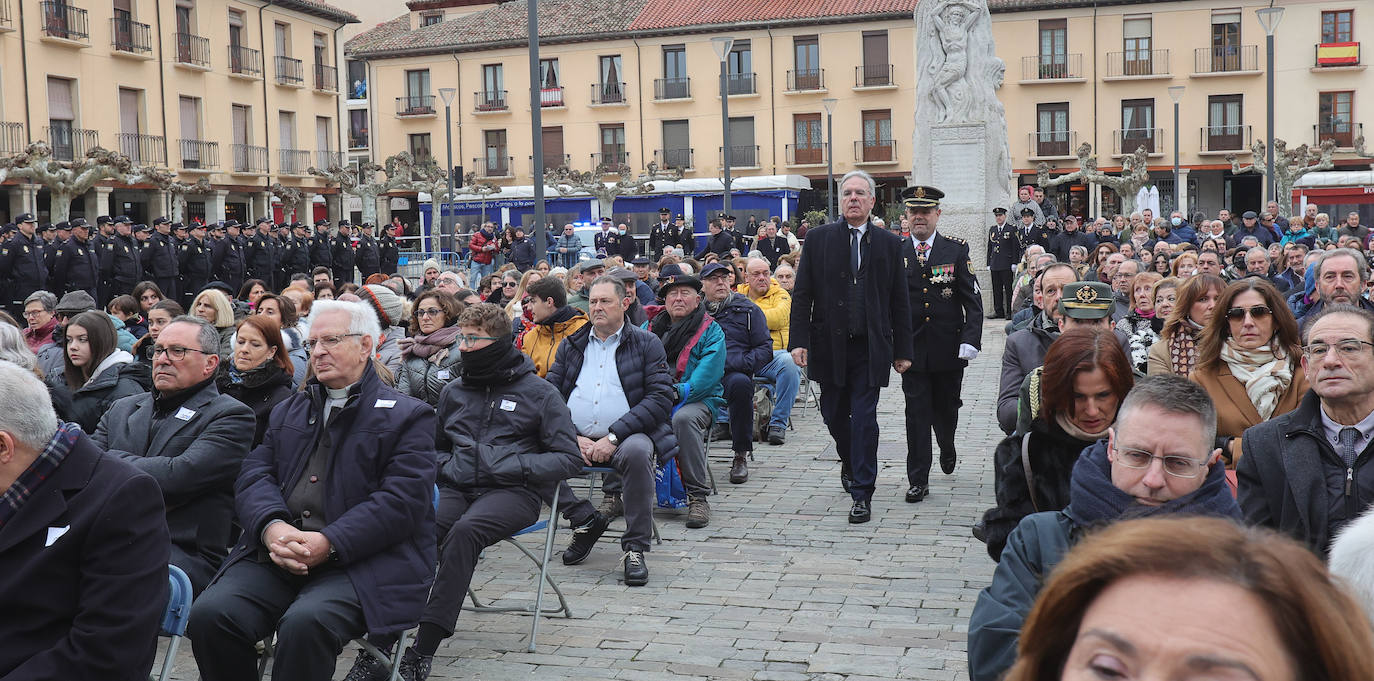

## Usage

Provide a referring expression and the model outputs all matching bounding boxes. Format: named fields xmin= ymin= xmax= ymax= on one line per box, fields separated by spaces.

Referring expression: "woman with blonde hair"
xmin=504 ymin=269 xmax=543 ymax=321
xmin=1146 ymin=274 xmax=1224 ymax=376
xmin=1114 ymin=271 xmax=1163 ymax=373
xmin=190 ymin=288 xmax=238 ymax=359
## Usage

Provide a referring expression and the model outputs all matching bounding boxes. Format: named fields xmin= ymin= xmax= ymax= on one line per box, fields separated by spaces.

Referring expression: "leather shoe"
xmin=940 ymin=448 xmax=957 ymax=475
xmin=840 ymin=469 xmax=853 ymax=493
xmin=848 ymin=500 xmax=871 ymax=524
xmin=904 ymin=484 xmax=929 ymax=503
xmin=972 ymin=519 xmax=988 ymax=543
xmin=562 ymin=511 xmax=609 ymax=565
xmin=729 ymin=453 xmax=749 ymax=484
xmin=623 ymin=550 xmax=649 ymax=586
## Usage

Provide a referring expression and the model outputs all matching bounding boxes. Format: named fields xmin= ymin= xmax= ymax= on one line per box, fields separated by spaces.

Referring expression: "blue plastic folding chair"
xmin=157 ymin=565 xmax=194 ymax=681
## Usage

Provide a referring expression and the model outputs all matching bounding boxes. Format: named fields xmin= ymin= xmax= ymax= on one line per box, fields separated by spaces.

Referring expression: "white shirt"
xmin=847 ymin=222 xmax=869 ymax=268
xmin=567 ymin=323 xmax=631 ymax=438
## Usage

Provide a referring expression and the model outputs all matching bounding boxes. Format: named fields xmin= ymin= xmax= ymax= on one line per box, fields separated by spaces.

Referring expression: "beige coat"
xmin=1189 ymin=362 xmax=1309 ymax=466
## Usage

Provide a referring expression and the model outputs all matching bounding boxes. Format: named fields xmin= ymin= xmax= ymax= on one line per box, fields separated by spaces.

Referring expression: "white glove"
xmin=958 ymin=344 xmax=979 ymax=361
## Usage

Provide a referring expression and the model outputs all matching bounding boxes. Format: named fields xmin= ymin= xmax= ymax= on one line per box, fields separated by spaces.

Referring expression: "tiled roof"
xmin=349 ymin=0 xmax=649 ymax=57
xmin=987 ymin=0 xmax=1187 ymax=11
xmin=628 ymin=0 xmax=916 ymax=31
xmin=345 ymin=14 xmax=410 ymax=54
xmin=270 ymin=0 xmax=359 ymax=24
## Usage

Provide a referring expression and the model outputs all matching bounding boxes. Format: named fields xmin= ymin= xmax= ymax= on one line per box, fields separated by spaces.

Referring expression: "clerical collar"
xmin=325 ymin=385 xmax=352 ymax=400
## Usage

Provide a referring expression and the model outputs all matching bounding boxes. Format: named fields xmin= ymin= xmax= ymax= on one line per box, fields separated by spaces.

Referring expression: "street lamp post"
xmin=438 ymin=87 xmax=456 ymax=253
xmin=1256 ymin=6 xmax=1285 ymax=207
xmin=529 ymin=0 xmax=547 ymax=261
xmin=711 ymin=36 xmax=735 ymax=221
xmin=822 ymin=97 xmax=838 ymax=223
xmin=1168 ymin=85 xmax=1185 ymax=215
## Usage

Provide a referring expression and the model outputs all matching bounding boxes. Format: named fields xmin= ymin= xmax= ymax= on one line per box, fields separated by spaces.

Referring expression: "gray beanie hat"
xmin=361 ymin=284 xmax=404 ymax=328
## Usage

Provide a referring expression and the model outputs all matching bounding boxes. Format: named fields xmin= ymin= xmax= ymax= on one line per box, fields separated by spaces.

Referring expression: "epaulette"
xmin=945 ymin=235 xmax=967 ymax=245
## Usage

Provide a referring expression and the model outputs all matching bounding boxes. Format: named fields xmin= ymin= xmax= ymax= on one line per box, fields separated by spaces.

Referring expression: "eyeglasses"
xmin=458 ymin=334 xmax=502 ymax=346
xmin=503 ymin=281 xmax=517 ymax=288
xmin=302 ymin=333 xmax=362 ymax=352
xmin=152 ymin=345 xmax=213 ymax=360
xmin=22 ymin=309 xmax=48 ymax=318
xmin=1113 ymin=446 xmax=1207 ymax=478
xmin=1225 ymin=305 xmax=1272 ymax=321
xmin=415 ymin=307 xmax=444 ymax=318
xmin=1303 ymin=339 xmax=1374 ymax=359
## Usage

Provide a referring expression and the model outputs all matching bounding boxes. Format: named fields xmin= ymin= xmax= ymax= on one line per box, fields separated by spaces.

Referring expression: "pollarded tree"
xmin=1035 ymin=142 xmax=1152 ymax=215
xmin=1228 ymin=139 xmax=1336 ymax=217
xmin=308 ymin=152 xmax=419 ymax=226
xmin=269 ymin=183 xmax=305 ymax=224
xmin=0 ymin=141 xmax=137 ymax=222
xmin=543 ymin=161 xmax=682 ymax=219
xmin=134 ymin=165 xmax=213 ymax=224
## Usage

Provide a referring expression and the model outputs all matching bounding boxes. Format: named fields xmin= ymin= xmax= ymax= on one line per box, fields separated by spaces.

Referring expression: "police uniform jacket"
xmin=180 ymin=236 xmax=212 ymax=293
xmin=379 ymin=234 xmax=399 ymax=275
xmin=649 ymin=222 xmax=674 ymax=256
xmin=93 ymin=233 xmax=116 ymax=299
xmin=145 ymin=232 xmax=180 ymax=282
xmin=331 ymin=233 xmax=356 ymax=273
xmin=987 ymin=221 xmax=1022 ymax=271
xmin=355 ymin=233 xmax=380 ymax=277
xmin=1016 ymin=222 xmax=1053 ymax=251
xmin=902 ymin=232 xmax=983 ymax=372
xmin=594 ymin=230 xmax=619 ymax=256
xmin=110 ymin=234 xmax=143 ymax=296
xmin=0 ymin=231 xmax=50 ymax=305
xmin=245 ymin=231 xmax=276 ymax=281
xmin=310 ymin=233 xmax=333 ymax=270
xmin=287 ymin=235 xmax=312 ymax=276
xmin=210 ymin=235 xmax=245 ymax=292
xmin=50 ymin=236 xmax=101 ymax=298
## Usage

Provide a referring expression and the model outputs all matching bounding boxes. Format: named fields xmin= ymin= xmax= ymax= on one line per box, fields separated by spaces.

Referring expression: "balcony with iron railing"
xmin=178 ymin=139 xmax=218 ymax=170
xmin=110 ymin=15 xmax=150 ymax=54
xmin=474 ymin=90 xmax=508 ymax=112
xmin=653 ymin=77 xmax=690 ymax=100
xmin=231 ymin=143 xmax=268 ymax=173
xmin=1105 ymin=49 xmax=1170 ymax=78
xmin=855 ymin=139 xmax=897 ymax=164
xmin=275 ymin=56 xmax=303 ymax=86
xmin=1113 ymin=128 xmax=1165 ymax=156
xmin=279 ymin=148 xmax=309 ymax=175
xmin=0 ymin=122 xmax=25 ymax=157
xmin=529 ymin=153 xmax=570 ymax=170
xmin=46 ymin=126 xmax=98 ymax=161
xmin=855 ymin=64 xmax=894 ymax=88
xmin=725 ymin=72 xmax=756 ymax=96
xmin=1020 ymin=53 xmax=1085 ymax=81
xmin=1315 ymin=122 xmax=1363 ymax=148
xmin=655 ymin=148 xmax=694 ymax=170
xmin=784 ymin=144 xmax=826 ymax=166
xmin=0 ymin=0 xmax=11 ymax=31
xmin=1315 ymin=41 xmax=1361 ymax=68
xmin=1028 ymin=130 xmax=1078 ymax=159
xmin=539 ymin=86 xmax=564 ymax=108
xmin=719 ymin=145 xmax=760 ymax=169
xmin=1199 ymin=125 xmax=1252 ymax=153
xmin=473 ymin=155 xmax=513 ymax=178
xmin=590 ymin=82 xmax=626 ymax=105
xmin=592 ymin=150 xmax=630 ymax=171
xmin=1193 ymin=45 xmax=1259 ymax=75
xmin=174 ymin=32 xmax=210 ymax=68
xmin=314 ymin=64 xmax=337 ymax=92
xmin=40 ymin=1 xmax=88 ymax=43
xmin=117 ymin=132 xmax=166 ymax=165
xmin=396 ymin=95 xmax=435 ymax=117
xmin=228 ymin=45 xmax=262 ymax=77
xmin=316 ymin=150 xmax=345 ymax=169
xmin=786 ymin=69 xmax=826 ymax=92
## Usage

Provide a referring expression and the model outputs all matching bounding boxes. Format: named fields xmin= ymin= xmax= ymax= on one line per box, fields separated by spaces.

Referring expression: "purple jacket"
xmin=221 ymin=363 xmax=438 ymax=636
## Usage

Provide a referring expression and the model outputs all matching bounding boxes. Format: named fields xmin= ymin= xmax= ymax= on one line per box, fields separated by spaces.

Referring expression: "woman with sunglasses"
xmin=1190 ymin=279 xmax=1308 ymax=468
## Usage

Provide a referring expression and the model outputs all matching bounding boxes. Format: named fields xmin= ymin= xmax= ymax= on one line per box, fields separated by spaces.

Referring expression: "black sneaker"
xmin=767 ymin=426 xmax=786 ymax=445
xmin=623 ymin=550 xmax=649 ymax=586
xmin=342 ymin=649 xmax=389 ymax=681
xmin=397 ymin=646 xmax=433 ymax=681
xmin=562 ymin=511 xmax=610 ymax=565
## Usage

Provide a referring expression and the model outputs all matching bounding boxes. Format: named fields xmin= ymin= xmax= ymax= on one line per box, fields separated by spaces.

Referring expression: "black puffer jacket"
xmin=217 ymin=361 xmax=296 ymax=447
xmin=68 ymin=351 xmax=152 ymax=433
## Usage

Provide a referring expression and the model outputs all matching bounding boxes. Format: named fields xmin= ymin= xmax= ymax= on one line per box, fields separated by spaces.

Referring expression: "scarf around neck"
xmin=459 ymin=334 xmax=526 ymax=386
xmin=400 ymin=324 xmax=462 ymax=361
xmin=1063 ymin=440 xmax=1241 ymax=528
xmin=650 ymin=302 xmax=710 ymax=376
xmin=1220 ymin=340 xmax=1293 ymax=420
xmin=1055 ymin=412 xmax=1111 ymax=442
xmin=1168 ymin=322 xmax=1201 ymax=377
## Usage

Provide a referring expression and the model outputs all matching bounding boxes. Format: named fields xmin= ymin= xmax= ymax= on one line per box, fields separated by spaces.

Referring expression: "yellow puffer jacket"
xmin=740 ymin=280 xmax=791 ymax=351
xmin=519 ymin=309 xmax=589 ymax=377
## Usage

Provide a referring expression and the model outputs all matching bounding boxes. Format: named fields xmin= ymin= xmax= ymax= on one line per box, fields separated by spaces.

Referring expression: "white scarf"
xmin=1220 ymin=341 xmax=1292 ymax=421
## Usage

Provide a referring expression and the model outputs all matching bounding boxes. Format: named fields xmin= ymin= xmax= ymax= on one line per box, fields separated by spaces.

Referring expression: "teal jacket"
xmin=642 ymin=318 xmax=725 ymax=412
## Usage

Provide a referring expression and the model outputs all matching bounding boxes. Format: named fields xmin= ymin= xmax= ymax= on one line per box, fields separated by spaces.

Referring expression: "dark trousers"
xmin=423 ymin=486 xmax=541 ymax=636
xmin=818 ymin=337 xmax=881 ymax=502
xmin=155 ymin=277 xmax=180 ymax=304
xmin=170 ymin=543 xmax=216 ymax=597
xmin=188 ymin=559 xmax=365 ymax=681
xmin=902 ymin=367 xmax=964 ymax=487
xmin=991 ymin=270 xmax=1014 ymax=316
xmin=557 ymin=432 xmax=657 ymax=551
xmin=721 ymin=371 xmax=755 ymax=453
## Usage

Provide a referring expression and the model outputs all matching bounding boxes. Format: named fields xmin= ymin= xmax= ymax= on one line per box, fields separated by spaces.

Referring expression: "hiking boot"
xmin=342 ymin=649 xmax=389 ymax=681
xmin=562 ymin=511 xmax=610 ymax=565
xmin=685 ymin=495 xmax=711 ymax=528
xmin=729 ymin=453 xmax=749 ymax=484
xmin=397 ymin=646 xmax=433 ymax=681
xmin=767 ymin=426 xmax=786 ymax=445
xmin=623 ymin=550 xmax=649 ymax=586
xmin=597 ymin=493 xmax=624 ymax=520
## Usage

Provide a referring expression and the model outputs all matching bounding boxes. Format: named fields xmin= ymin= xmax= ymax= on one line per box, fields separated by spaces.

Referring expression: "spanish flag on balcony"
xmin=1317 ymin=42 xmax=1360 ymax=66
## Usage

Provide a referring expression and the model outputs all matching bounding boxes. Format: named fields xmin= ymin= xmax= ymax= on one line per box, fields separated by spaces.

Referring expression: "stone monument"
xmin=912 ymin=0 xmax=1011 ymax=305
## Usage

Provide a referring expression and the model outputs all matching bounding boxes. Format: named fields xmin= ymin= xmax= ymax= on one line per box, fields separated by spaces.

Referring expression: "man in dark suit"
xmin=93 ymin=315 xmax=255 ymax=593
xmin=0 ymin=362 xmax=170 ymax=680
xmin=899 ymin=186 xmax=983 ymax=503
xmin=788 ymin=169 xmax=913 ymax=523
xmin=698 ymin=217 xmax=734 ymax=259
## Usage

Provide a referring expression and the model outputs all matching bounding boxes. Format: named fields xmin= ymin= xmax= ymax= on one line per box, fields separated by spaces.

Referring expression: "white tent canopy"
xmin=1294 ymin=170 xmax=1374 ymax=188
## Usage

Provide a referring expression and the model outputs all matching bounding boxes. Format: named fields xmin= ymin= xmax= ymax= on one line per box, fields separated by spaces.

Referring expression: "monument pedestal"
xmin=923 ymin=123 xmax=994 ymax=307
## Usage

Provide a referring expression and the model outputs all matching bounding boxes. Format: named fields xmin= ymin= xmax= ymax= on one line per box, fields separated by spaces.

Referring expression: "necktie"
xmin=1339 ymin=427 xmax=1361 ymax=468
xmin=917 ymin=242 xmax=931 ymax=264
xmin=851 ymin=228 xmax=861 ymax=274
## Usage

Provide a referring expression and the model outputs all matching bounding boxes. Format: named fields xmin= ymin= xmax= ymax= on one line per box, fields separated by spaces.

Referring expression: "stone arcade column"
xmin=252 ymin=192 xmax=271 ymax=222
xmin=13 ymin=184 xmax=40 ymax=216
xmin=86 ymin=186 xmax=112 ymax=218
xmin=208 ymin=190 xmax=229 ymax=223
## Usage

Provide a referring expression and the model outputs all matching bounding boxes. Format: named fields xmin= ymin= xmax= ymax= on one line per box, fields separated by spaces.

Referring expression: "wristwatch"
xmin=607 ymin=432 xmax=619 ymax=446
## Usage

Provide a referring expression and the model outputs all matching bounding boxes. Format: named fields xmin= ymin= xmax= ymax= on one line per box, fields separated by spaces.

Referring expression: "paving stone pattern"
xmin=160 ymin=319 xmax=1011 ymax=680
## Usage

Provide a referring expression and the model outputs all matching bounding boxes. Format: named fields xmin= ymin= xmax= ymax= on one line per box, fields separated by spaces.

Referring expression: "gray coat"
xmin=376 ymin=326 xmax=405 ymax=380
xmin=998 ymin=318 xmax=1057 ymax=435
xmin=92 ymin=380 xmax=255 ymax=589
xmin=395 ymin=338 xmax=463 ymax=406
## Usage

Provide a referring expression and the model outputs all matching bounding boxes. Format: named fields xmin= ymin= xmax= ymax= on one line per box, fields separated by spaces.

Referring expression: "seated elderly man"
xmin=188 ymin=300 xmax=438 ymax=681
xmin=92 ymin=315 xmax=255 ymax=594
xmin=547 ymin=276 xmax=676 ymax=585
xmin=0 ymin=362 xmax=170 ymax=680
xmin=700 ymin=262 xmax=772 ymax=483
xmin=742 ymin=257 xmax=801 ymax=445
xmin=967 ymin=376 xmax=1239 ymax=681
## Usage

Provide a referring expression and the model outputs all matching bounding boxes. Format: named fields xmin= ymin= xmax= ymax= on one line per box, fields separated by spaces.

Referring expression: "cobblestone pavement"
xmin=161 ymin=319 xmax=1009 ymax=680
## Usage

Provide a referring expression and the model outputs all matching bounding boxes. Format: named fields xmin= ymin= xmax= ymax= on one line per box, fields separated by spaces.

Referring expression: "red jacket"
xmin=469 ymin=230 xmax=495 ymax=264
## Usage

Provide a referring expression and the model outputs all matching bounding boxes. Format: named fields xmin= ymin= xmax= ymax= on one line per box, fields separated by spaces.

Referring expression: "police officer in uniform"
xmin=288 ymin=222 xmax=313 ymax=278
xmin=180 ymin=221 xmax=213 ymax=305
xmin=676 ymin=214 xmax=696 ymax=255
xmin=109 ymin=216 xmax=143 ymax=300
xmin=0 ymin=213 xmax=48 ymax=319
xmin=379 ymin=221 xmax=400 ymax=276
xmin=592 ymin=216 xmax=619 ymax=258
xmin=92 ymin=216 xmax=117 ymax=305
xmin=354 ymin=221 xmax=380 ymax=281
xmin=210 ymin=220 xmax=246 ymax=294
xmin=899 ymin=185 xmax=983 ymax=502
xmin=1016 ymin=207 xmax=1052 ymax=251
xmin=273 ymin=223 xmax=294 ymax=290
xmin=245 ymin=217 xmax=276 ymax=285
xmin=331 ymin=219 xmax=356 ymax=287
xmin=42 ymin=223 xmax=63 ymax=274
xmin=50 ymin=217 xmax=100 ymax=299
xmin=986 ymin=207 xmax=1021 ymax=319
xmin=309 ymin=219 xmax=333 ymax=272
xmin=146 ymin=217 xmax=181 ymax=301
xmin=649 ymin=207 xmax=674 ymax=257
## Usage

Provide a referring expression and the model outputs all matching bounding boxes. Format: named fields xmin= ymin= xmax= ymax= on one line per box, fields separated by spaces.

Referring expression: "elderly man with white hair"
xmin=188 ymin=300 xmax=438 ymax=681
xmin=0 ymin=361 xmax=170 ymax=680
